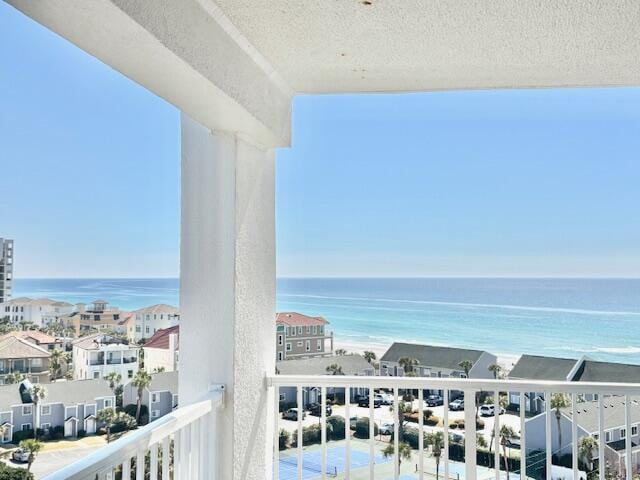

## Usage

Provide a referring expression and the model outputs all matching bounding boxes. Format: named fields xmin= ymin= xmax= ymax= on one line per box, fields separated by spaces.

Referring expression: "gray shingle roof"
xmin=148 ymin=371 xmax=178 ymax=393
xmin=508 ymin=354 xmax=578 ymax=381
xmin=277 ymin=354 xmax=374 ymax=376
xmin=44 ymin=379 xmax=113 ymax=404
xmin=563 ymin=396 xmax=640 ymax=434
xmin=380 ymin=343 xmax=485 ymax=370
xmin=573 ymin=360 xmax=640 ymax=384
xmin=0 ymin=384 xmax=23 ymax=407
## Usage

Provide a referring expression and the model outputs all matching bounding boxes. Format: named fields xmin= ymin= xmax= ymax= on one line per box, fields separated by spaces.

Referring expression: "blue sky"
xmin=2 ymin=3 xmax=640 ymax=278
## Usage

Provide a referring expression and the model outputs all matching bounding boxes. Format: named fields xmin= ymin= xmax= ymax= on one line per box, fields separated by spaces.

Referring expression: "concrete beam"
xmin=6 ymin=0 xmax=292 ymax=148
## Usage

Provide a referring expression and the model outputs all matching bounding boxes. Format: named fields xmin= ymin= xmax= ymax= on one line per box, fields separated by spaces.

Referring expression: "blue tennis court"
xmin=279 ymin=446 xmax=390 ymax=480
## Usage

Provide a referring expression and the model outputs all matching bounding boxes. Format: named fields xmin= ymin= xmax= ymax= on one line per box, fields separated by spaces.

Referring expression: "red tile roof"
xmin=276 ymin=312 xmax=328 ymax=327
xmin=0 ymin=330 xmax=59 ymax=345
xmin=144 ymin=325 xmax=180 ymax=350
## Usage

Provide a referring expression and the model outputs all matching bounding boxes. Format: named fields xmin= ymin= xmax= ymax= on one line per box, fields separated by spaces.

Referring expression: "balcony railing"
xmin=43 ymin=385 xmax=225 ymax=480
xmin=269 ymin=375 xmax=640 ymax=480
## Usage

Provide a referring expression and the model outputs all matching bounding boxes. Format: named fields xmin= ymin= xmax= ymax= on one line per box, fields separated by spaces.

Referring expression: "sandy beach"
xmin=334 ymin=339 xmax=521 ymax=373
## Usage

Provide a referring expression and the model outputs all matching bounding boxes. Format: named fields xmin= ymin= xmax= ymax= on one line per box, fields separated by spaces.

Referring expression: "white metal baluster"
xmin=297 ymin=386 xmax=303 ymax=480
xmin=191 ymin=416 xmax=199 ymax=479
xmin=174 ymin=431 xmax=181 ymax=480
xmin=135 ymin=449 xmax=145 ymax=480
xmin=345 ymin=386 xmax=351 ymax=480
xmin=572 ymin=393 xmax=578 ymax=480
xmin=393 ymin=386 xmax=399 ymax=480
xmin=598 ymin=395 xmax=605 ymax=480
xmin=183 ymin=425 xmax=191 ymax=478
xmin=625 ymin=395 xmax=632 ymax=480
xmin=199 ymin=414 xmax=207 ymax=479
xmin=122 ymin=456 xmax=131 ymax=480
xmin=210 ymin=402 xmax=219 ymax=480
xmin=150 ymin=443 xmax=158 ymax=480
xmin=369 ymin=385 xmax=375 ymax=480
xmin=161 ymin=436 xmax=170 ymax=480
xmin=464 ymin=388 xmax=477 ymax=480
xmin=494 ymin=390 xmax=500 ymax=480
xmin=545 ymin=392 xmax=552 ymax=480
xmin=274 ymin=385 xmax=280 ymax=480
xmin=520 ymin=392 xmax=526 ymax=480
xmin=418 ymin=388 xmax=424 ymax=480
xmin=321 ymin=385 xmax=327 ymax=479
xmin=444 ymin=389 xmax=449 ymax=480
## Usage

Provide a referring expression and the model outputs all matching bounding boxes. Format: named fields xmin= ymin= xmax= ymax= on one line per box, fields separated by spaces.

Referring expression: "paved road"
xmin=4 ymin=444 xmax=104 ymax=479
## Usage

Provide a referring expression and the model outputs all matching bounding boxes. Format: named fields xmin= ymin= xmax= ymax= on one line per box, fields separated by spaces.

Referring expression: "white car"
xmin=479 ymin=404 xmax=505 ymax=417
xmin=379 ymin=422 xmax=394 ymax=435
xmin=12 ymin=448 xmax=30 ymax=463
xmin=380 ymin=393 xmax=394 ymax=405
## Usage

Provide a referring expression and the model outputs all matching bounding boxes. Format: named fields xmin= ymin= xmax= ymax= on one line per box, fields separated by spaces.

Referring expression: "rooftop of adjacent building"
xmin=72 ymin=333 xmax=136 ymax=351
xmin=133 ymin=304 xmax=179 ymax=316
xmin=0 ymin=330 xmax=59 ymax=345
xmin=380 ymin=342 xmax=490 ymax=370
xmin=144 ymin=325 xmax=179 ymax=350
xmin=1 ymin=297 xmax=74 ymax=307
xmin=276 ymin=312 xmax=328 ymax=327
xmin=0 ymin=335 xmax=50 ymax=359
xmin=276 ymin=353 xmax=373 ymax=376
xmin=0 ymin=378 xmax=113 ymax=408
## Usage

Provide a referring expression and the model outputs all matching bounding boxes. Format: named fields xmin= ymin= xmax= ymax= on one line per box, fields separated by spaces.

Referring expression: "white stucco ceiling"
xmin=212 ymin=0 xmax=640 ymax=93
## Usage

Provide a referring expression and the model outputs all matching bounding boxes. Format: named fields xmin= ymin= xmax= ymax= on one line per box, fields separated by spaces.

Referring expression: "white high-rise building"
xmin=0 ymin=239 xmax=13 ymax=304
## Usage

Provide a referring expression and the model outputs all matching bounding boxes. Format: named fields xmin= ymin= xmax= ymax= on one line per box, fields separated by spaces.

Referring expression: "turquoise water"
xmin=14 ymin=278 xmax=640 ymax=363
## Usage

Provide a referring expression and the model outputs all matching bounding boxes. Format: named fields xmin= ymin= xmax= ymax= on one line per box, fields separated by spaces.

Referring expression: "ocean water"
xmin=13 ymin=277 xmax=640 ymax=363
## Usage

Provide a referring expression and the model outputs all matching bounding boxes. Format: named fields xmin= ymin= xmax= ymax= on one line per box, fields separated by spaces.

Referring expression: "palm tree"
xmin=363 ymin=351 xmax=376 ymax=364
xmin=550 ymin=393 xmax=571 ymax=453
xmin=382 ymin=441 xmax=412 ymax=470
xmin=458 ymin=360 xmax=473 ymax=377
xmin=325 ymin=364 xmax=344 ymax=375
xmin=499 ymin=425 xmax=516 ymax=477
xmin=132 ymin=369 xmax=152 ymax=423
xmin=578 ymin=436 xmax=598 ymax=471
xmin=488 ymin=364 xmax=502 ymax=379
xmin=398 ymin=357 xmax=418 ymax=375
xmin=29 ymin=384 xmax=47 ymax=440
xmin=19 ymin=439 xmax=42 ymax=473
xmin=335 ymin=349 xmax=347 ymax=356
xmin=426 ymin=431 xmax=445 ymax=480
xmin=96 ymin=407 xmax=118 ymax=443
xmin=389 ymin=400 xmax=413 ymax=441
xmin=49 ymin=348 xmax=65 ymax=382
xmin=105 ymin=372 xmax=123 ymax=405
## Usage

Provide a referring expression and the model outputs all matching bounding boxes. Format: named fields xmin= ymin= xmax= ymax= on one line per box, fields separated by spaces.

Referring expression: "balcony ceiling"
xmin=212 ymin=0 xmax=640 ymax=93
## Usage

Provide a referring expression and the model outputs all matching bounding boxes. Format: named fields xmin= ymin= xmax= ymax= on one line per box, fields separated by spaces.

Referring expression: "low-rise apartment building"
xmin=61 ymin=300 xmax=128 ymax=337
xmin=0 ymin=336 xmax=51 ymax=384
xmin=142 ymin=326 xmax=179 ymax=372
xmin=0 ymin=378 xmax=115 ymax=442
xmin=123 ymin=371 xmax=178 ymax=423
xmin=275 ymin=312 xmax=334 ymax=361
xmin=0 ymin=238 xmax=13 ymax=304
xmin=0 ymin=297 xmax=75 ymax=328
xmin=132 ymin=304 xmax=180 ymax=341
xmin=0 ymin=330 xmax=63 ymax=352
xmin=72 ymin=333 xmax=140 ymax=381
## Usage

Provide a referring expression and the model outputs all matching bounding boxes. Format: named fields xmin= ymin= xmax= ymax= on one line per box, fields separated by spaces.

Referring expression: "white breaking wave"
xmin=279 ymin=293 xmax=640 ymax=317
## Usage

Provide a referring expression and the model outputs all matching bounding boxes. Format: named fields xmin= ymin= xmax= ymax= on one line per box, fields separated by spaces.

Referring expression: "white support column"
xmin=180 ymin=114 xmax=277 ymax=480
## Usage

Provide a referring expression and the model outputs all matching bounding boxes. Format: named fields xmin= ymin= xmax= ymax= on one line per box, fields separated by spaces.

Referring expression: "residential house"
xmin=132 ymin=304 xmax=180 ymax=341
xmin=61 ymin=300 xmax=128 ymax=337
xmin=0 ymin=336 xmax=51 ymax=384
xmin=0 ymin=238 xmax=13 ymax=304
xmin=276 ymin=354 xmax=374 ymax=406
xmin=0 ymin=330 xmax=63 ymax=352
xmin=526 ymin=396 xmax=640 ymax=478
xmin=0 ymin=378 xmax=115 ymax=442
xmin=0 ymin=297 xmax=75 ymax=328
xmin=123 ymin=371 xmax=178 ymax=423
xmin=143 ymin=326 xmax=179 ymax=372
xmin=72 ymin=333 xmax=140 ymax=381
xmin=275 ymin=312 xmax=334 ymax=361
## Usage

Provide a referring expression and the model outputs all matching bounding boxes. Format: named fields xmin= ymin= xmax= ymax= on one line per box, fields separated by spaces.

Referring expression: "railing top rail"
xmin=43 ymin=390 xmax=223 ymax=480
xmin=268 ymin=374 xmax=640 ymax=395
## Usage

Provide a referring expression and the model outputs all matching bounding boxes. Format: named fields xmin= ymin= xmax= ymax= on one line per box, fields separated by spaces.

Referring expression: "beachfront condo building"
xmin=275 ymin=312 xmax=334 ymax=361
xmin=61 ymin=299 xmax=130 ymax=337
xmin=0 ymin=238 xmax=13 ymax=304
xmin=0 ymin=297 xmax=75 ymax=328
xmin=72 ymin=333 xmax=140 ymax=381
xmin=132 ymin=304 xmax=180 ymax=341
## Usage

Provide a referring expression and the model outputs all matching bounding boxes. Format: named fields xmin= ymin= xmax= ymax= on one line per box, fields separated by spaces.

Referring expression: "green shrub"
xmin=123 ymin=403 xmax=148 ymax=419
xmin=326 ymin=416 xmax=345 ymax=440
xmin=0 ymin=463 xmax=33 ymax=479
xmin=400 ymin=426 xmax=428 ymax=449
xmin=354 ymin=418 xmax=378 ymax=439
xmin=48 ymin=425 xmax=64 ymax=440
xmin=77 ymin=429 xmax=87 ymax=438
xmin=12 ymin=428 xmax=34 ymax=443
xmin=425 ymin=415 xmax=440 ymax=426
xmin=278 ymin=429 xmax=289 ymax=450
xmin=291 ymin=424 xmax=325 ymax=447
xmin=423 ymin=409 xmax=434 ymax=420
xmin=448 ymin=418 xmax=484 ymax=430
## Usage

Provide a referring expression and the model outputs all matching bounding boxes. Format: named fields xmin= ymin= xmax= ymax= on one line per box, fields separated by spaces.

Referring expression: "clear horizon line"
xmin=13 ymin=275 xmax=640 ymax=280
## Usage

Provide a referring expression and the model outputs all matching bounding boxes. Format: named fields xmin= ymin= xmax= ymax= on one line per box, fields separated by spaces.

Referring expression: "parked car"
xmin=379 ymin=393 xmax=394 ymax=405
xmin=308 ymin=402 xmax=333 ymax=417
xmin=357 ymin=395 xmax=383 ymax=408
xmin=282 ymin=408 xmax=305 ymax=421
xmin=379 ymin=422 xmax=394 ymax=435
xmin=449 ymin=398 xmax=464 ymax=411
xmin=350 ymin=416 xmax=358 ymax=429
xmin=11 ymin=448 xmax=30 ymax=463
xmin=425 ymin=394 xmax=444 ymax=406
xmin=479 ymin=404 xmax=505 ymax=417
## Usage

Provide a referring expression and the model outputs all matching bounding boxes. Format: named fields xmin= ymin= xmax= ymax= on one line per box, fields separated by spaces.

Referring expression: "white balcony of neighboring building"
xmin=5 ymin=1 xmax=640 ymax=479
